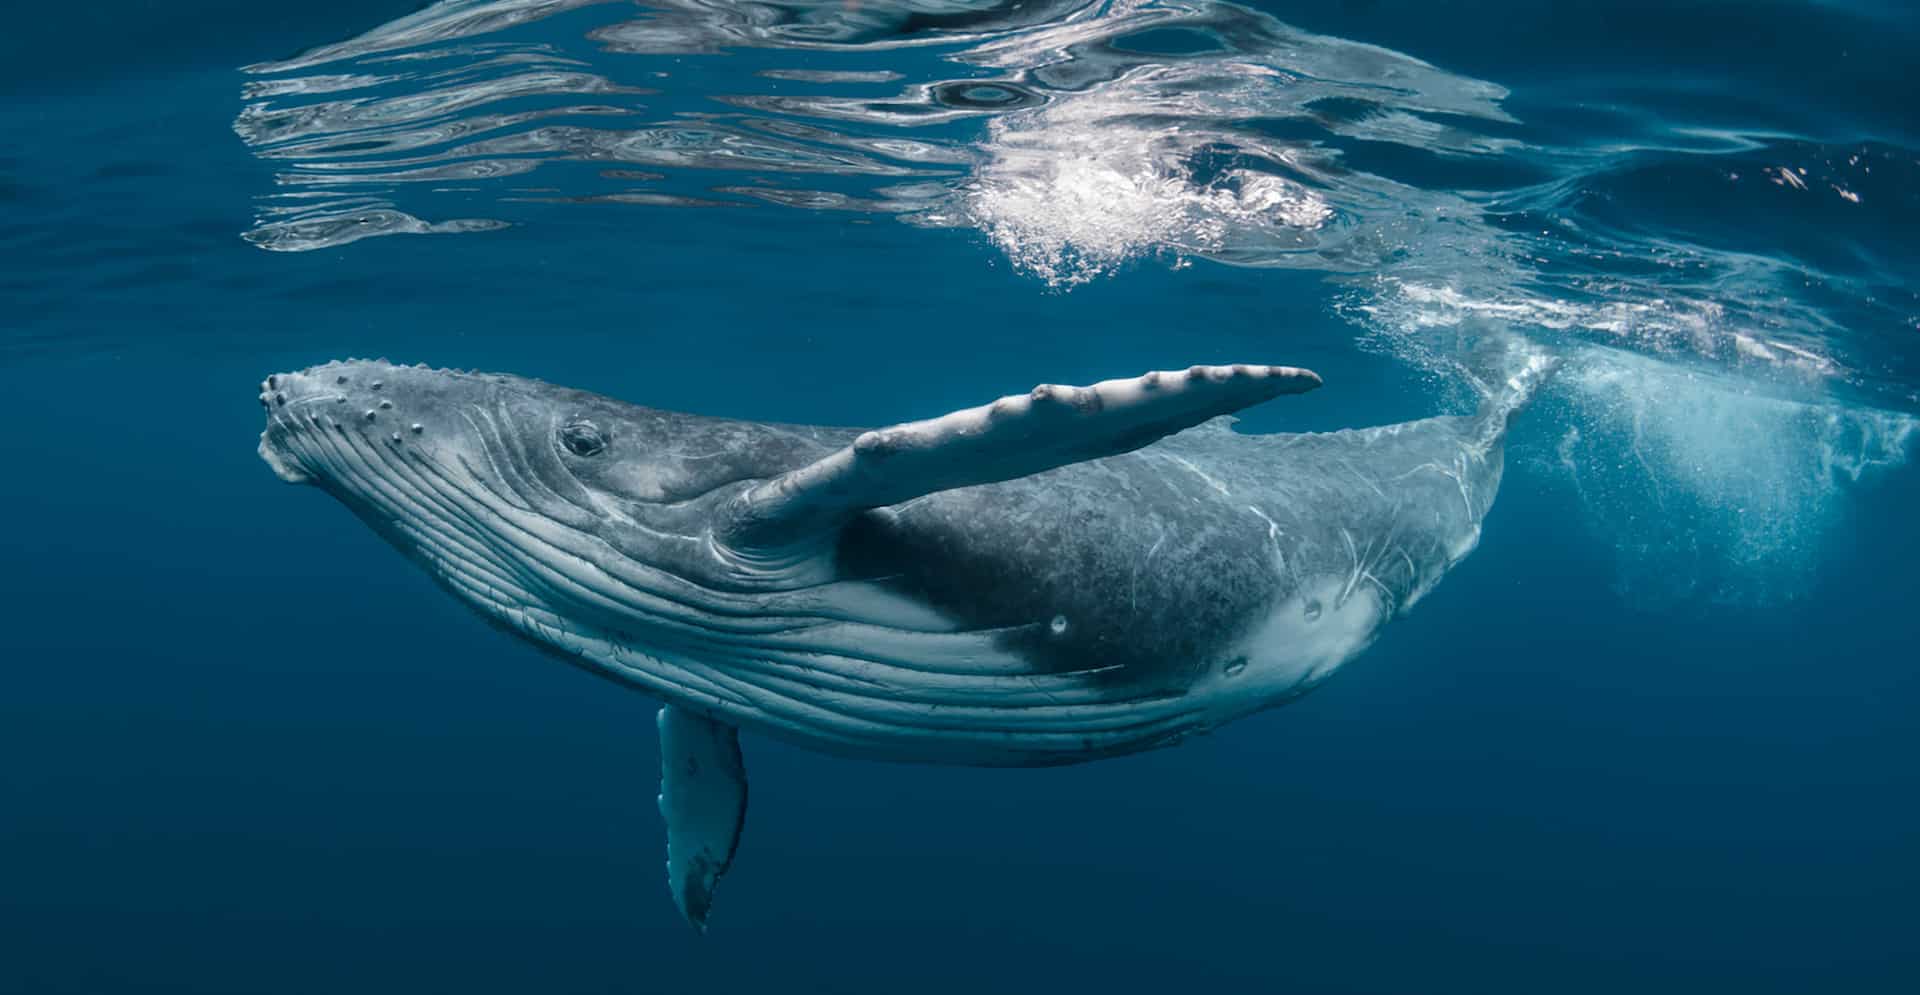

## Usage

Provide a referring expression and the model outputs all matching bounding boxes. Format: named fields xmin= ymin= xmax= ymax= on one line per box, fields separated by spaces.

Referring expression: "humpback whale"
xmin=257 ymin=353 xmax=1549 ymax=928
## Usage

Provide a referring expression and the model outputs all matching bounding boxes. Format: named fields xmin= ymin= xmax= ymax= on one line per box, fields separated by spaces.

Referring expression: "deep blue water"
xmin=3 ymin=1 xmax=1919 ymax=991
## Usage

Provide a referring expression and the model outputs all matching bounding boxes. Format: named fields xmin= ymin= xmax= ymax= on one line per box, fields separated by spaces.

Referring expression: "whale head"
xmin=255 ymin=357 xmax=864 ymax=643
xmin=258 ymin=358 xmax=642 ymax=507
xmin=256 ymin=360 xmax=748 ymax=636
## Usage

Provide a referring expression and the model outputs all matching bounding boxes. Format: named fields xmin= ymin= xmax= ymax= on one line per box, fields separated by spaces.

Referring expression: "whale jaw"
xmin=257 ymin=432 xmax=312 ymax=484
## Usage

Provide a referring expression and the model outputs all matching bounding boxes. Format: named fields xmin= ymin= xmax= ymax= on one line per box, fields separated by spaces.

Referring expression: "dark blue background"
xmin=3 ymin=2 xmax=1918 ymax=992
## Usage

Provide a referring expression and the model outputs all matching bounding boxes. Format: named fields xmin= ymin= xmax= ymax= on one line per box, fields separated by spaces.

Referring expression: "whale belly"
xmin=1197 ymin=577 xmax=1386 ymax=722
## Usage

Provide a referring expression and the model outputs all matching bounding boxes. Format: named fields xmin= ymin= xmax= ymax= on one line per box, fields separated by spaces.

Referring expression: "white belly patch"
xmin=1212 ymin=577 xmax=1384 ymax=711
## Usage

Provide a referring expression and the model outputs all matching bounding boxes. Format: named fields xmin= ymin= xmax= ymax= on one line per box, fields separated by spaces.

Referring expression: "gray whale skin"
xmin=257 ymin=353 xmax=1549 ymax=928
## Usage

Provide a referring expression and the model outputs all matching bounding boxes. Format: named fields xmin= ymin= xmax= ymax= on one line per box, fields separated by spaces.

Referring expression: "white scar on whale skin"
xmin=257 ymin=349 xmax=1553 ymax=928
xmin=1163 ymin=452 xmax=1234 ymax=497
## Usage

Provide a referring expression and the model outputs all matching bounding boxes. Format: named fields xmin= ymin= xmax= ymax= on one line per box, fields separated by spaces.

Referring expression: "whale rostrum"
xmin=258 ymin=353 xmax=1550 ymax=928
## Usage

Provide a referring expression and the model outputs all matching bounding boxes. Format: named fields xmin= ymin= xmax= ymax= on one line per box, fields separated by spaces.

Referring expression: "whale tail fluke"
xmin=1466 ymin=334 xmax=1559 ymax=447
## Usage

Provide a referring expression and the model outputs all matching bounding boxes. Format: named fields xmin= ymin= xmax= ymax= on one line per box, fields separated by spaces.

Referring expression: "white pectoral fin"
xmin=723 ymin=363 xmax=1322 ymax=549
xmin=657 ymin=706 xmax=747 ymax=932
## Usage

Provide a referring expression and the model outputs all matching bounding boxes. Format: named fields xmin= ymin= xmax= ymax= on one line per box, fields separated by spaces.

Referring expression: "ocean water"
xmin=3 ymin=0 xmax=1918 ymax=991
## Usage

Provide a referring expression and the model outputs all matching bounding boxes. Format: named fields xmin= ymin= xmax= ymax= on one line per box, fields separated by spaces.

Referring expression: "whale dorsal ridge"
xmin=721 ymin=363 xmax=1322 ymax=551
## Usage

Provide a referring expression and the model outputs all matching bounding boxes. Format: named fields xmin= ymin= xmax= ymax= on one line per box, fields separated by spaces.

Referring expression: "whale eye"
xmin=559 ymin=419 xmax=609 ymax=457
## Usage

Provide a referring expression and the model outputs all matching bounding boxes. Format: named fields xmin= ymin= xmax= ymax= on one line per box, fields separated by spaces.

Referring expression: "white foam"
xmin=966 ymin=83 xmax=1334 ymax=286
xmin=1549 ymin=348 xmax=1917 ymax=605
xmin=952 ymin=5 xmax=1511 ymax=287
xmin=1359 ymin=278 xmax=1841 ymax=381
